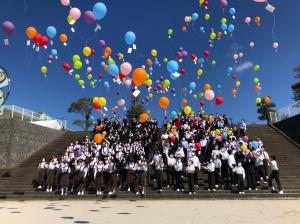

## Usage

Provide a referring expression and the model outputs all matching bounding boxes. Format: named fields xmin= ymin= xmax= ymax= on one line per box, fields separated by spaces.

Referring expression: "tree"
xmin=291 ymin=66 xmax=300 ymax=101
xmin=257 ymin=101 xmax=276 ymax=123
xmin=68 ymin=97 xmax=93 ymax=131
xmin=126 ymin=95 xmax=145 ymax=122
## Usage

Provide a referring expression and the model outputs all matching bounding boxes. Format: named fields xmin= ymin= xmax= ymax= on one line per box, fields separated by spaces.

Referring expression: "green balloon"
xmin=163 ymin=58 xmax=168 ymax=63
xmin=256 ymin=97 xmax=262 ymax=104
xmin=67 ymin=15 xmax=76 ymax=25
xmin=74 ymin=61 xmax=82 ymax=70
xmin=254 ymin=65 xmax=260 ymax=72
xmin=210 ymin=32 xmax=216 ymax=40
xmin=163 ymin=79 xmax=170 ymax=87
xmin=253 ymin=78 xmax=259 ymax=83
xmin=168 ymin=29 xmax=173 ymax=35
xmin=199 ymin=92 xmax=204 ymax=98
xmin=147 ymin=110 xmax=151 ymax=115
xmin=78 ymin=79 xmax=84 ymax=86
xmin=205 ymin=14 xmax=210 ymax=21
xmin=74 ymin=74 xmax=80 ymax=80
xmin=221 ymin=18 xmax=227 ymax=24
xmin=89 ymin=81 xmax=95 ymax=86
xmin=193 ymin=94 xmax=197 ymax=99
xmin=212 ymin=60 xmax=216 ymax=65
xmin=108 ymin=58 xmax=115 ymax=65
xmin=73 ymin=55 xmax=80 ymax=62
xmin=87 ymin=74 xmax=93 ymax=80
xmin=167 ymin=123 xmax=171 ymax=130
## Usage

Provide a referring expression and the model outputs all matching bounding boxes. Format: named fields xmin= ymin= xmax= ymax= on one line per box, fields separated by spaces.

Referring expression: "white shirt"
xmin=227 ymin=155 xmax=236 ymax=169
xmin=207 ymin=162 xmax=215 ymax=172
xmin=271 ymin=160 xmax=279 ymax=171
xmin=175 ymin=161 xmax=183 ymax=171
xmin=236 ymin=166 xmax=245 ymax=179
xmin=191 ymin=156 xmax=200 ymax=168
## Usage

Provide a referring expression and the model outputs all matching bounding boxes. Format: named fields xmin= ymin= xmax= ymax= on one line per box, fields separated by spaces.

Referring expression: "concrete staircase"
xmin=0 ymin=125 xmax=300 ymax=200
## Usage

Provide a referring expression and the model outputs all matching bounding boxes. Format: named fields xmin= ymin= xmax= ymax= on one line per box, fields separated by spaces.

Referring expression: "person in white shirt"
xmin=175 ymin=157 xmax=184 ymax=191
xmin=268 ymin=156 xmax=283 ymax=194
xmin=59 ymin=160 xmax=71 ymax=196
xmin=167 ymin=154 xmax=176 ymax=187
xmin=186 ymin=160 xmax=196 ymax=194
xmin=236 ymin=162 xmax=245 ymax=194
xmin=190 ymin=152 xmax=200 ymax=187
xmin=214 ymin=155 xmax=223 ymax=188
xmin=206 ymin=159 xmax=216 ymax=191
xmin=227 ymin=150 xmax=236 ymax=187
xmin=46 ymin=159 xmax=55 ymax=192
xmin=150 ymin=154 xmax=164 ymax=193
xmin=239 ymin=119 xmax=246 ymax=137
xmin=37 ymin=158 xmax=46 ymax=189
xmin=94 ymin=160 xmax=104 ymax=195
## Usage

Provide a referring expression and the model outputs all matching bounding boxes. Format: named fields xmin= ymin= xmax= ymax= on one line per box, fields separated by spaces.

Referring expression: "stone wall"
xmin=274 ymin=114 xmax=300 ymax=145
xmin=0 ymin=118 xmax=63 ymax=168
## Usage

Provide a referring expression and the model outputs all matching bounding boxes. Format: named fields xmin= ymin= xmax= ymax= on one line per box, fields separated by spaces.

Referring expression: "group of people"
xmin=36 ymin=114 xmax=283 ymax=196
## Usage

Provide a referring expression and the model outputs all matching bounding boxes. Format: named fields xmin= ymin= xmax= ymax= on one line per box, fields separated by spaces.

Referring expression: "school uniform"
xmin=37 ymin=161 xmax=46 ymax=188
xmin=153 ymin=158 xmax=164 ymax=191
xmin=175 ymin=160 xmax=184 ymax=190
xmin=136 ymin=161 xmax=148 ymax=192
xmin=46 ymin=162 xmax=55 ymax=190
xmin=214 ymin=158 xmax=223 ymax=186
xmin=107 ymin=162 xmax=118 ymax=192
xmin=126 ymin=162 xmax=137 ymax=191
xmin=186 ymin=164 xmax=195 ymax=193
xmin=236 ymin=165 xmax=245 ymax=193
xmin=59 ymin=163 xmax=71 ymax=188
xmin=167 ymin=156 xmax=176 ymax=187
xmin=227 ymin=154 xmax=236 ymax=185
xmin=255 ymin=153 xmax=267 ymax=182
xmin=268 ymin=160 xmax=282 ymax=192
xmin=191 ymin=155 xmax=200 ymax=186
xmin=207 ymin=161 xmax=216 ymax=190
xmin=94 ymin=163 xmax=104 ymax=192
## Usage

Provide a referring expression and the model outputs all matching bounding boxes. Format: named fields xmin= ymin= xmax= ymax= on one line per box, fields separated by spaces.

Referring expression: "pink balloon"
xmin=117 ymin=99 xmax=125 ymax=107
xmin=245 ymin=17 xmax=251 ymax=24
xmin=273 ymin=42 xmax=279 ymax=49
xmin=184 ymin=16 xmax=190 ymax=23
xmin=239 ymin=53 xmax=244 ymax=58
xmin=87 ymin=67 xmax=92 ymax=73
xmin=125 ymin=79 xmax=132 ymax=86
xmin=120 ymin=62 xmax=132 ymax=76
xmin=61 ymin=0 xmax=70 ymax=6
xmin=204 ymin=90 xmax=215 ymax=101
xmin=233 ymin=54 xmax=239 ymax=60
xmin=70 ymin=8 xmax=81 ymax=20
xmin=220 ymin=0 xmax=228 ymax=8
xmin=249 ymin=42 xmax=255 ymax=48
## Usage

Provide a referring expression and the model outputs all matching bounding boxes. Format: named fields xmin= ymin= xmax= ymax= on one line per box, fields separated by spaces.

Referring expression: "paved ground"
xmin=1 ymin=200 xmax=300 ymax=224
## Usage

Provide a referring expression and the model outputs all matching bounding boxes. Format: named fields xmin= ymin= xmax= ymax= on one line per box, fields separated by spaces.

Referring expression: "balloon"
xmin=255 ymin=16 xmax=261 ymax=24
xmin=251 ymin=141 xmax=258 ymax=149
xmin=210 ymin=32 xmax=216 ymax=40
xmin=168 ymin=29 xmax=173 ymax=36
xmin=204 ymin=90 xmax=215 ymax=101
xmin=233 ymin=54 xmax=239 ymax=61
xmin=167 ymin=60 xmax=179 ymax=73
xmin=83 ymin=46 xmax=92 ymax=57
xmin=132 ymin=68 xmax=147 ymax=87
xmin=94 ymin=134 xmax=103 ymax=143
xmin=192 ymin=13 xmax=199 ymax=21
xmin=220 ymin=0 xmax=228 ymax=8
xmin=73 ymin=55 xmax=80 ymax=62
xmin=189 ymin=82 xmax=196 ymax=90
xmin=74 ymin=61 xmax=82 ymax=70
xmin=221 ymin=24 xmax=228 ymax=31
xmin=273 ymin=42 xmax=279 ymax=49
xmin=2 ymin=21 xmax=14 ymax=36
xmin=124 ymin=31 xmax=136 ymax=45
xmin=245 ymin=17 xmax=251 ymax=24
xmin=242 ymin=136 xmax=249 ymax=142
xmin=117 ymin=99 xmax=125 ymax=107
xmin=120 ymin=62 xmax=132 ymax=76
xmin=236 ymin=81 xmax=241 ymax=87
xmin=204 ymin=83 xmax=211 ymax=91
xmin=83 ymin=11 xmax=96 ymax=24
xmin=228 ymin=24 xmax=235 ymax=33
xmin=98 ymin=39 xmax=106 ymax=48
xmin=46 ymin=26 xmax=57 ymax=38
xmin=200 ymin=101 xmax=204 ymax=107
xmin=254 ymin=78 xmax=260 ymax=83
xmin=163 ymin=79 xmax=170 ymax=87
xmin=255 ymin=85 xmax=261 ymax=92
xmin=205 ymin=14 xmax=210 ymax=21
xmin=87 ymin=74 xmax=93 ymax=80
xmin=256 ymin=97 xmax=262 ymax=104
xmin=26 ymin=27 xmax=37 ymax=39
xmin=197 ymin=69 xmax=203 ymax=76
xmin=51 ymin=49 xmax=58 ymax=56
xmin=75 ymin=74 xmax=80 ymax=80
xmin=41 ymin=66 xmax=47 ymax=74
xmin=232 ymin=89 xmax=237 ymax=95
xmin=222 ymin=132 xmax=228 ymax=139
xmin=33 ymin=33 xmax=42 ymax=44
xmin=93 ymin=2 xmax=107 ymax=20
xmin=249 ymin=42 xmax=255 ymax=48
xmin=67 ymin=15 xmax=77 ymax=25
xmin=69 ymin=8 xmax=81 ymax=20
xmin=78 ymin=80 xmax=85 ymax=86
xmin=151 ymin=49 xmax=158 ymax=57
xmin=63 ymin=63 xmax=71 ymax=71
xmin=216 ymin=97 xmax=224 ymax=105
xmin=264 ymin=97 xmax=271 ymax=103
xmin=139 ymin=113 xmax=148 ymax=123
xmin=61 ymin=0 xmax=70 ymax=6
xmin=39 ymin=36 xmax=48 ymax=46
xmin=184 ymin=106 xmax=192 ymax=115
xmin=241 ymin=145 xmax=248 ymax=151
xmin=254 ymin=65 xmax=260 ymax=72
xmin=229 ymin=8 xmax=236 ymax=15
xmin=99 ymin=97 xmax=107 ymax=107
xmin=108 ymin=64 xmax=119 ymax=76
xmin=59 ymin=34 xmax=68 ymax=43
xmin=203 ymin=50 xmax=209 ymax=58
xmin=181 ymin=99 xmax=188 ymax=106
xmin=159 ymin=96 xmax=170 ymax=109
xmin=125 ymin=79 xmax=132 ymax=86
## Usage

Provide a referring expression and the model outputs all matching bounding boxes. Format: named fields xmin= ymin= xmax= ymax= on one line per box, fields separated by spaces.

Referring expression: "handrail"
xmin=268 ymin=123 xmax=300 ymax=149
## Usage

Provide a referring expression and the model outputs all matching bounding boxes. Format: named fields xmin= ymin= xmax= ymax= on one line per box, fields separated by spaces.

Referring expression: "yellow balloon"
xmin=151 ymin=49 xmax=158 ymax=57
xmin=93 ymin=97 xmax=99 ymax=103
xmin=99 ymin=97 xmax=107 ymax=107
xmin=145 ymin=79 xmax=152 ymax=86
xmin=199 ymin=0 xmax=204 ymax=4
xmin=184 ymin=106 xmax=192 ymax=115
xmin=83 ymin=46 xmax=91 ymax=57
xmin=197 ymin=69 xmax=203 ymax=76
xmin=41 ymin=66 xmax=47 ymax=74
xmin=149 ymin=93 xmax=153 ymax=99
xmin=236 ymin=81 xmax=241 ymax=87
xmin=119 ymin=53 xmax=124 ymax=60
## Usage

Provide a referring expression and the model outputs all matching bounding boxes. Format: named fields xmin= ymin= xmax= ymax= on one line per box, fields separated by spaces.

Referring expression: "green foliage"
xmin=292 ymin=66 xmax=300 ymax=101
xmin=257 ymin=101 xmax=276 ymax=122
xmin=126 ymin=95 xmax=145 ymax=122
xmin=68 ymin=97 xmax=93 ymax=131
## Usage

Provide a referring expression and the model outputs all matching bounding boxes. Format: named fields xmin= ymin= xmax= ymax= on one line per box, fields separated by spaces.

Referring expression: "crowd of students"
xmin=36 ymin=113 xmax=283 ymax=196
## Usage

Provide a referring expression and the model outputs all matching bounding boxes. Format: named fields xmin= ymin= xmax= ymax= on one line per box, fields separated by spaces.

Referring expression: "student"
xmin=37 ymin=158 xmax=47 ymax=189
xmin=239 ymin=119 xmax=246 ymax=137
xmin=186 ymin=160 xmax=196 ymax=194
xmin=94 ymin=160 xmax=104 ymax=195
xmin=166 ymin=154 xmax=176 ymax=188
xmin=236 ymin=162 xmax=245 ymax=194
xmin=77 ymin=160 xmax=88 ymax=195
xmin=245 ymin=152 xmax=258 ymax=191
xmin=206 ymin=159 xmax=216 ymax=191
xmin=255 ymin=151 xmax=267 ymax=184
xmin=46 ymin=159 xmax=55 ymax=192
xmin=227 ymin=150 xmax=236 ymax=187
xmin=136 ymin=156 xmax=148 ymax=195
xmin=175 ymin=157 xmax=184 ymax=192
xmin=268 ymin=156 xmax=283 ymax=194
xmin=126 ymin=159 xmax=137 ymax=192
xmin=214 ymin=155 xmax=223 ymax=188
xmin=153 ymin=155 xmax=164 ymax=193
xmin=59 ymin=160 xmax=71 ymax=196
xmin=191 ymin=152 xmax=200 ymax=187
xmin=107 ymin=159 xmax=117 ymax=195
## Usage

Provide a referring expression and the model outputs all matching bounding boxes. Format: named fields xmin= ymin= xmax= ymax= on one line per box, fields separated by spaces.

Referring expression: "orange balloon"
xmin=159 ymin=96 xmax=170 ymax=109
xmin=232 ymin=89 xmax=237 ymax=95
xmin=255 ymin=16 xmax=261 ymax=24
xmin=26 ymin=27 xmax=37 ymax=39
xmin=59 ymin=34 xmax=68 ymax=43
xmin=104 ymin=65 xmax=108 ymax=71
xmin=217 ymin=31 xmax=222 ymax=38
xmin=94 ymin=133 xmax=103 ymax=143
xmin=181 ymin=99 xmax=188 ymax=106
xmin=132 ymin=68 xmax=147 ymax=87
xmin=162 ymin=86 xmax=167 ymax=92
xmin=103 ymin=53 xmax=109 ymax=58
xmin=105 ymin=47 xmax=112 ymax=56
xmin=182 ymin=26 xmax=187 ymax=32
xmin=204 ymin=83 xmax=211 ymax=91
xmin=264 ymin=96 xmax=271 ymax=103
xmin=146 ymin=59 xmax=153 ymax=66
xmin=139 ymin=113 xmax=149 ymax=123
xmin=255 ymin=85 xmax=261 ymax=92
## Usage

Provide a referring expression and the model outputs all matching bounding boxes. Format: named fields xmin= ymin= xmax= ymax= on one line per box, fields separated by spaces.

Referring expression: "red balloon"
xmin=195 ymin=143 xmax=201 ymax=151
xmin=98 ymin=74 xmax=103 ymax=79
xmin=39 ymin=36 xmax=48 ymax=46
xmin=63 ymin=63 xmax=71 ymax=71
xmin=200 ymin=101 xmax=205 ymax=107
xmin=232 ymin=75 xmax=237 ymax=80
xmin=203 ymin=50 xmax=210 ymax=58
xmin=180 ymin=69 xmax=186 ymax=75
xmin=91 ymin=49 xmax=96 ymax=55
xmin=33 ymin=33 xmax=42 ymax=44
xmin=175 ymin=120 xmax=182 ymax=129
xmin=153 ymin=88 xmax=159 ymax=92
xmin=93 ymin=102 xmax=101 ymax=110
xmin=216 ymin=97 xmax=224 ymax=106
xmin=193 ymin=120 xmax=198 ymax=126
xmin=119 ymin=73 xmax=125 ymax=80
xmin=203 ymin=1 xmax=209 ymax=7
xmin=191 ymin=54 xmax=197 ymax=60
xmin=170 ymin=136 xmax=176 ymax=143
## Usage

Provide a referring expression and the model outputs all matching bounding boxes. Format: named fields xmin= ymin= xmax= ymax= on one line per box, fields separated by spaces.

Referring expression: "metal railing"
xmin=269 ymin=101 xmax=300 ymax=123
xmin=0 ymin=105 xmax=67 ymax=129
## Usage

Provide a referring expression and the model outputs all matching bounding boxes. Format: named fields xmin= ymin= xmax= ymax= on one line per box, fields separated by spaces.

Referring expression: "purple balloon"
xmin=74 ymin=149 xmax=82 ymax=157
xmin=48 ymin=55 xmax=54 ymax=60
xmin=182 ymin=51 xmax=188 ymax=57
xmin=159 ymin=76 xmax=164 ymax=81
xmin=175 ymin=52 xmax=183 ymax=60
xmin=242 ymin=136 xmax=249 ymax=142
xmin=220 ymin=0 xmax=228 ymax=8
xmin=2 ymin=21 xmax=14 ymax=36
xmin=83 ymin=11 xmax=96 ymax=24
xmin=178 ymin=47 xmax=184 ymax=51
xmin=98 ymin=39 xmax=106 ymax=48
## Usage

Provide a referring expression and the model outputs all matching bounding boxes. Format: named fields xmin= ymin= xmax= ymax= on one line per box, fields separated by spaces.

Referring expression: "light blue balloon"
xmin=100 ymin=61 xmax=106 ymax=67
xmin=108 ymin=64 xmax=119 ymax=76
xmin=50 ymin=49 xmax=57 ymax=56
xmin=228 ymin=24 xmax=235 ymax=33
xmin=90 ymin=115 xmax=95 ymax=120
xmin=167 ymin=60 xmax=179 ymax=73
xmin=148 ymin=67 xmax=153 ymax=72
xmin=170 ymin=72 xmax=178 ymax=80
xmin=199 ymin=58 xmax=205 ymax=64
xmin=217 ymin=84 xmax=221 ymax=89
xmin=251 ymin=141 xmax=258 ymax=149
xmin=200 ymin=27 xmax=205 ymax=32
xmin=228 ymin=67 xmax=233 ymax=73
xmin=104 ymin=81 xmax=110 ymax=88
xmin=93 ymin=2 xmax=107 ymax=20
xmin=222 ymin=132 xmax=228 ymax=139
xmin=192 ymin=13 xmax=199 ymax=21
xmin=221 ymin=24 xmax=228 ymax=31
xmin=124 ymin=31 xmax=136 ymax=45
xmin=46 ymin=26 xmax=57 ymax=38
xmin=155 ymin=60 xmax=159 ymax=66
xmin=189 ymin=82 xmax=196 ymax=90
xmin=229 ymin=8 xmax=236 ymax=15
xmin=171 ymin=111 xmax=177 ymax=118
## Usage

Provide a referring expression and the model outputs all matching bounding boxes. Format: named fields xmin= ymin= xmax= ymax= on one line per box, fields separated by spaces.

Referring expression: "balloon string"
xmin=23 ymin=0 xmax=28 ymax=15
xmin=271 ymin=13 xmax=278 ymax=41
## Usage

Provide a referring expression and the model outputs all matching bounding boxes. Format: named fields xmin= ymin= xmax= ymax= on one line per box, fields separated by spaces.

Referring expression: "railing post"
xmin=11 ymin=105 xmax=14 ymax=118
xmin=31 ymin=111 xmax=33 ymax=122
xmin=22 ymin=108 xmax=24 ymax=121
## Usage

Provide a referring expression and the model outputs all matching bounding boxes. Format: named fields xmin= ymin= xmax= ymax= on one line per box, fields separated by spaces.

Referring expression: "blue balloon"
xmin=170 ymin=72 xmax=178 ymax=80
xmin=104 ymin=81 xmax=110 ymax=88
xmin=228 ymin=24 xmax=235 ymax=33
xmin=219 ymin=122 xmax=224 ymax=128
xmin=100 ymin=61 xmax=106 ymax=67
xmin=148 ymin=67 xmax=153 ymax=72
xmin=50 ymin=49 xmax=57 ymax=56
xmin=228 ymin=67 xmax=233 ymax=73
xmin=189 ymin=82 xmax=196 ymax=90
xmin=217 ymin=84 xmax=221 ymax=89
xmin=222 ymin=132 xmax=228 ymax=139
xmin=108 ymin=64 xmax=119 ymax=76
xmin=229 ymin=8 xmax=236 ymax=15
xmin=167 ymin=60 xmax=179 ymax=73
xmin=90 ymin=115 xmax=95 ymax=120
xmin=46 ymin=26 xmax=57 ymax=38
xmin=200 ymin=27 xmax=205 ymax=32
xmin=171 ymin=111 xmax=177 ymax=118
xmin=154 ymin=60 xmax=159 ymax=66
xmin=124 ymin=31 xmax=136 ymax=45
xmin=199 ymin=58 xmax=205 ymax=64
xmin=251 ymin=141 xmax=259 ymax=149
xmin=221 ymin=24 xmax=228 ymax=31
xmin=93 ymin=2 xmax=107 ymax=20
xmin=192 ymin=13 xmax=199 ymax=21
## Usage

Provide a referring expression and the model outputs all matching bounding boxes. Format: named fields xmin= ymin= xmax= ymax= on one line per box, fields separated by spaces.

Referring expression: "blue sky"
xmin=0 ymin=0 xmax=299 ymax=129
